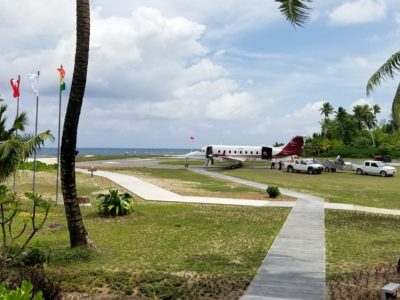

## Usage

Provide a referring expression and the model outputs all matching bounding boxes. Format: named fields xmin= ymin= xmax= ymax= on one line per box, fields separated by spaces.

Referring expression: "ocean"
xmin=37 ymin=147 xmax=192 ymax=157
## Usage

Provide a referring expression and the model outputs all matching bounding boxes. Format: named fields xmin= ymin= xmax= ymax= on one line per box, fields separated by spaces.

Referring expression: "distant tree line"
xmin=303 ymin=102 xmax=400 ymax=158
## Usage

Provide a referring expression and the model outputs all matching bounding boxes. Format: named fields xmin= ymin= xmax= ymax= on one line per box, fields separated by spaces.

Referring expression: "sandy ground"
xmin=27 ymin=157 xmax=58 ymax=164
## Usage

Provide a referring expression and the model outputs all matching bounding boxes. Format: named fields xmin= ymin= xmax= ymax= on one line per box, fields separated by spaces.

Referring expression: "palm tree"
xmin=320 ymin=102 xmax=334 ymax=121
xmin=0 ymin=103 xmax=53 ymax=181
xmin=366 ymin=52 xmax=400 ymax=130
xmin=335 ymin=106 xmax=347 ymax=137
xmin=59 ymin=0 xmax=311 ymax=248
xmin=353 ymin=104 xmax=377 ymax=147
xmin=60 ymin=0 xmax=91 ymax=248
xmin=319 ymin=102 xmax=334 ymax=138
xmin=276 ymin=0 xmax=312 ymax=27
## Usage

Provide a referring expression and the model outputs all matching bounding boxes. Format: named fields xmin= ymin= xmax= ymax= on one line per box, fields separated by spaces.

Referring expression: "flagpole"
xmin=13 ymin=74 xmax=21 ymax=193
xmin=32 ymin=71 xmax=40 ymax=194
xmin=56 ymin=65 xmax=62 ymax=205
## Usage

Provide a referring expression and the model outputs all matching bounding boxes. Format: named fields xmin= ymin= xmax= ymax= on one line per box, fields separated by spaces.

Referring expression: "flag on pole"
xmin=190 ymin=136 xmax=195 ymax=140
xmin=28 ymin=73 xmax=40 ymax=95
xmin=10 ymin=78 xmax=20 ymax=98
xmin=57 ymin=67 xmax=66 ymax=91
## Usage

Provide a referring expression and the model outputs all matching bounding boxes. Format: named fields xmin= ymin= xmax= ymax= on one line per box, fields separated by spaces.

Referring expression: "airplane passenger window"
xmin=256 ymin=151 xmax=259 ymax=154
xmin=218 ymin=150 xmax=220 ymax=153
xmin=229 ymin=150 xmax=231 ymax=154
xmin=250 ymin=151 xmax=253 ymax=154
xmin=234 ymin=151 xmax=237 ymax=154
xmin=245 ymin=151 xmax=247 ymax=154
xmin=240 ymin=151 xmax=242 ymax=154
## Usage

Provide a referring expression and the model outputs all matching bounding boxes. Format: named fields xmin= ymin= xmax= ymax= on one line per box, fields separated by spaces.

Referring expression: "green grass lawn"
xmin=31 ymin=202 xmax=289 ymax=296
xmin=326 ymin=210 xmax=400 ymax=280
xmin=220 ymin=168 xmax=400 ymax=209
xmin=120 ymin=168 xmax=261 ymax=193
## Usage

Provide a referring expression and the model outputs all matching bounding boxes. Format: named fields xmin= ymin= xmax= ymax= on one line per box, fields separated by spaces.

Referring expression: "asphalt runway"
xmin=76 ymin=158 xmax=186 ymax=169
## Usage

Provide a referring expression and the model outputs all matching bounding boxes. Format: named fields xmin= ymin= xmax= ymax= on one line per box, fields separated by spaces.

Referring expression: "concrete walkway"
xmin=190 ymin=170 xmax=326 ymax=299
xmin=78 ymin=169 xmax=294 ymax=208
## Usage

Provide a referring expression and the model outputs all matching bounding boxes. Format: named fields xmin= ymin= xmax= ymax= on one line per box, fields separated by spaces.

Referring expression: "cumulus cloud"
xmin=329 ymin=0 xmax=386 ymax=25
xmin=205 ymin=92 xmax=259 ymax=120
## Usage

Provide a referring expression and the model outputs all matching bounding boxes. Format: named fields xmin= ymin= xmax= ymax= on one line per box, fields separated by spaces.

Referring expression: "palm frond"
xmin=276 ymin=0 xmax=312 ymax=27
xmin=392 ymin=83 xmax=400 ymax=129
xmin=366 ymin=51 xmax=400 ymax=95
xmin=22 ymin=130 xmax=55 ymax=158
xmin=0 ymin=138 xmax=25 ymax=181
xmin=9 ymin=112 xmax=28 ymax=135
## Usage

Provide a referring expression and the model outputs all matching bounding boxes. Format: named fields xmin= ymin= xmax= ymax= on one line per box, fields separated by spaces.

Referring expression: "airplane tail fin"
xmin=280 ymin=136 xmax=304 ymax=156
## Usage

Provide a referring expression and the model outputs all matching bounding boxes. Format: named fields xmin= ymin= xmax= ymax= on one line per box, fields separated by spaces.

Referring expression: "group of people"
xmin=270 ymin=160 xmax=283 ymax=170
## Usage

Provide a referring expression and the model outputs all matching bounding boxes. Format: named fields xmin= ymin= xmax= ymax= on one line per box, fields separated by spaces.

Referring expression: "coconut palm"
xmin=60 ymin=0 xmax=91 ymax=248
xmin=0 ymin=103 xmax=53 ymax=181
xmin=276 ymin=0 xmax=312 ymax=27
xmin=353 ymin=104 xmax=377 ymax=147
xmin=60 ymin=0 xmax=312 ymax=248
xmin=366 ymin=51 xmax=400 ymax=130
xmin=320 ymin=102 xmax=334 ymax=121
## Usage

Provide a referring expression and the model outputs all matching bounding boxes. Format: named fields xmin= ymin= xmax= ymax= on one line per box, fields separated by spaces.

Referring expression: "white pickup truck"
xmin=353 ymin=160 xmax=397 ymax=177
xmin=286 ymin=159 xmax=324 ymax=174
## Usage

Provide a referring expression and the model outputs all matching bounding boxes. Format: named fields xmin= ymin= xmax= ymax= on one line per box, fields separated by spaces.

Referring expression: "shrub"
xmin=0 ymin=280 xmax=44 ymax=300
xmin=97 ymin=189 xmax=134 ymax=216
xmin=266 ymin=186 xmax=280 ymax=198
xmin=19 ymin=161 xmax=57 ymax=171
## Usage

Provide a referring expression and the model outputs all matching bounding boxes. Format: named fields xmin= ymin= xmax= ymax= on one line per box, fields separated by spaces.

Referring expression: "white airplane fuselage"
xmin=185 ymin=136 xmax=304 ymax=166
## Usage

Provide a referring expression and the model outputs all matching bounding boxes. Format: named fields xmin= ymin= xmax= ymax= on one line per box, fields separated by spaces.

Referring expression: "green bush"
xmin=19 ymin=161 xmax=57 ymax=171
xmin=97 ymin=189 xmax=134 ymax=217
xmin=266 ymin=186 xmax=280 ymax=198
xmin=0 ymin=280 xmax=43 ymax=300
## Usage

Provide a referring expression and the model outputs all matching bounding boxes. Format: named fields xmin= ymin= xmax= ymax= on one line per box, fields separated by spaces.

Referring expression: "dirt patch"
xmin=327 ymin=264 xmax=400 ymax=299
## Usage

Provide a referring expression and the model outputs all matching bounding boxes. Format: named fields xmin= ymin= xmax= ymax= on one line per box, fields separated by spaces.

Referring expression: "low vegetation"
xmin=266 ymin=186 xmax=280 ymax=198
xmin=96 ymin=189 xmax=134 ymax=216
xmin=33 ymin=202 xmax=289 ymax=297
xmin=221 ymin=168 xmax=400 ymax=209
xmin=0 ymin=280 xmax=44 ymax=300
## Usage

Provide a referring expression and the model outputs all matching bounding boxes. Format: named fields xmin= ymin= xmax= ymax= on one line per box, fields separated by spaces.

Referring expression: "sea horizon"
xmin=37 ymin=147 xmax=194 ymax=157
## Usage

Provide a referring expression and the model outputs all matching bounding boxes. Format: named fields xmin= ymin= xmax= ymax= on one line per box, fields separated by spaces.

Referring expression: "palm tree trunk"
xmin=368 ymin=128 xmax=376 ymax=148
xmin=61 ymin=0 xmax=90 ymax=248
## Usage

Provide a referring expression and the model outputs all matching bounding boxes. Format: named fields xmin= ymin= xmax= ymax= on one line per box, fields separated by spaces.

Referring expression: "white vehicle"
xmin=285 ymin=159 xmax=324 ymax=175
xmin=354 ymin=160 xmax=397 ymax=177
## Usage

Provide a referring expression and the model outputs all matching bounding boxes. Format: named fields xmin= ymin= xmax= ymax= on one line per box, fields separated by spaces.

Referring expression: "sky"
xmin=1 ymin=0 xmax=400 ymax=148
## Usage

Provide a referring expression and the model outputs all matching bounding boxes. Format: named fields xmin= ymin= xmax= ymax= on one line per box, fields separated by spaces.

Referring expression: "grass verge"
xmin=220 ymin=168 xmax=400 ymax=209
xmin=326 ymin=210 xmax=400 ymax=280
xmin=32 ymin=203 xmax=289 ymax=297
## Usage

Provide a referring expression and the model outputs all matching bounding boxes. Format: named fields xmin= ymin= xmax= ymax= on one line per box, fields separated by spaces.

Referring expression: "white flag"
xmin=27 ymin=73 xmax=39 ymax=95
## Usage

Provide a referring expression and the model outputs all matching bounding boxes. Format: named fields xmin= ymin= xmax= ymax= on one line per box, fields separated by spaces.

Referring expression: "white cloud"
xmin=329 ymin=0 xmax=386 ymax=25
xmin=205 ymin=92 xmax=259 ymax=120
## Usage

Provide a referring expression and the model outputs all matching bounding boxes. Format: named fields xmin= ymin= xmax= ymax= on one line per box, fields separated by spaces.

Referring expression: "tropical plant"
xmin=276 ymin=0 xmax=312 ymax=27
xmin=266 ymin=186 xmax=281 ymax=198
xmin=0 ymin=186 xmax=52 ymax=269
xmin=0 ymin=280 xmax=43 ymax=300
xmin=97 ymin=189 xmax=134 ymax=217
xmin=366 ymin=51 xmax=400 ymax=130
xmin=60 ymin=0 xmax=91 ymax=247
xmin=0 ymin=103 xmax=53 ymax=182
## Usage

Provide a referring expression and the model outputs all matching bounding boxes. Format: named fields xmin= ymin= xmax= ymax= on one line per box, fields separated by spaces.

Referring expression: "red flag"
xmin=190 ymin=136 xmax=195 ymax=140
xmin=10 ymin=78 xmax=20 ymax=98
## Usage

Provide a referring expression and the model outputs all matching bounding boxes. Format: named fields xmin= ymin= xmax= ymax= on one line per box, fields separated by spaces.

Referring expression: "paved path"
xmin=77 ymin=169 xmax=294 ymax=208
xmin=191 ymin=169 xmax=326 ymax=299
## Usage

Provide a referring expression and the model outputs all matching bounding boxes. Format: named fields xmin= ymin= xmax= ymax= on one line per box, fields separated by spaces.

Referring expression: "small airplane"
xmin=185 ymin=136 xmax=304 ymax=167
